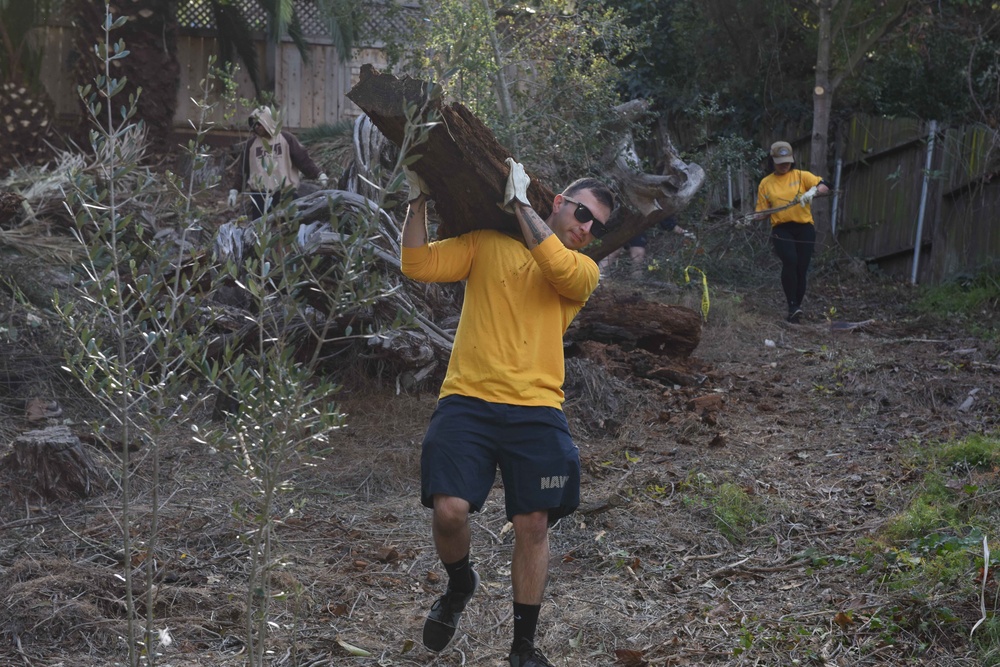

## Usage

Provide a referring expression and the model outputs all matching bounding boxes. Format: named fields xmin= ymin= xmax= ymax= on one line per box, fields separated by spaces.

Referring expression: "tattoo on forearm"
xmin=523 ymin=208 xmax=551 ymax=245
xmin=405 ymin=207 xmax=428 ymax=243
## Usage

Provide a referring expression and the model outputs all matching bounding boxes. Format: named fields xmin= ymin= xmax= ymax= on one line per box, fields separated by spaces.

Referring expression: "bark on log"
xmin=346 ymin=64 xmax=553 ymax=240
xmin=568 ymin=287 xmax=701 ymax=358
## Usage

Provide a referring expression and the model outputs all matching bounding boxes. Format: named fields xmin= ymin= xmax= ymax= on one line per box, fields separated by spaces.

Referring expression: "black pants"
xmin=770 ymin=222 xmax=816 ymax=313
xmin=248 ymin=188 xmax=296 ymax=220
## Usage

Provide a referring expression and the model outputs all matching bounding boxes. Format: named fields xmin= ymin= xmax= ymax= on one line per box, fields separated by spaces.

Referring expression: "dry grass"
xmin=0 ymin=223 xmax=998 ymax=666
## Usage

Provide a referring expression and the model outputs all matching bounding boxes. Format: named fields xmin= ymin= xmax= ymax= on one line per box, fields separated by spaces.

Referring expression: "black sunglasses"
xmin=562 ymin=196 xmax=608 ymax=238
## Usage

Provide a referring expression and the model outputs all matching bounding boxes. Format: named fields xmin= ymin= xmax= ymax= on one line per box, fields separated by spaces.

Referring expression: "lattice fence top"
xmin=39 ymin=0 xmax=415 ymax=42
xmin=175 ymin=0 xmax=411 ymax=40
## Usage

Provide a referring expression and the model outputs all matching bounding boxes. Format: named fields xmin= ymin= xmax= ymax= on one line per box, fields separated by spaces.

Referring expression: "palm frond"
xmin=210 ymin=0 xmax=262 ymax=93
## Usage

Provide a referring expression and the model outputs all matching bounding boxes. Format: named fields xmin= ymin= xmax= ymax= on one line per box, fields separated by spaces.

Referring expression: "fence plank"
xmin=279 ymin=43 xmax=303 ymax=128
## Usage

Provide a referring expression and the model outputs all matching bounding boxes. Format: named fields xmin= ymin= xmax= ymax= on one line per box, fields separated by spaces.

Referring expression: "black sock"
xmin=443 ymin=554 xmax=473 ymax=594
xmin=511 ymin=602 xmax=540 ymax=653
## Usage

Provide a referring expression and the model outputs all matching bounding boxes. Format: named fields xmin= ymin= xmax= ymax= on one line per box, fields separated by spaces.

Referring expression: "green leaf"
xmin=335 ymin=638 xmax=372 ymax=657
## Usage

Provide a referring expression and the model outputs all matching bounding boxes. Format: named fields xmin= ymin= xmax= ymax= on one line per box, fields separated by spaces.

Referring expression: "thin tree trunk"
xmin=479 ymin=0 xmax=519 ymax=156
xmin=811 ymin=0 xmax=834 ymax=246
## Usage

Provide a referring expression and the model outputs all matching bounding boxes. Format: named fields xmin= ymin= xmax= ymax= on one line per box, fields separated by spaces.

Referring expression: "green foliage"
xmin=193 ymin=0 xmax=361 ymax=94
xmin=914 ymin=266 xmax=1000 ymax=338
xmin=201 ymin=220 xmax=349 ymax=665
xmin=604 ymin=0 xmax=998 ymax=172
xmin=710 ymin=481 xmax=764 ymax=544
xmin=974 ymin=615 xmax=1000 ymax=667
xmin=297 ymin=120 xmax=354 ymax=144
xmin=57 ymin=10 xmax=409 ymax=665
xmin=56 ymin=10 xmax=225 ymax=667
xmin=860 ymin=433 xmax=1000 ymax=655
xmin=297 ymin=121 xmax=356 ymax=184
xmin=398 ymin=0 xmax=641 ymax=184
xmin=886 ymin=435 xmax=999 ymax=542
xmin=849 ymin=1 xmax=1000 ymax=124
xmin=680 ymin=474 xmax=765 ymax=544
xmin=678 ymin=93 xmax=768 ymax=222
xmin=0 ymin=0 xmax=52 ymax=85
xmin=607 ymin=0 xmax=812 ymax=132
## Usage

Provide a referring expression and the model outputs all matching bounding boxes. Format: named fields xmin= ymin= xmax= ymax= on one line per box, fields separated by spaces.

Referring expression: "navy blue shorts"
xmin=421 ymin=395 xmax=581 ymax=522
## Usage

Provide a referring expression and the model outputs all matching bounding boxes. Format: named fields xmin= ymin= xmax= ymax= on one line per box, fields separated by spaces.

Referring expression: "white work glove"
xmin=502 ymin=157 xmax=530 ymax=213
xmin=227 ymin=189 xmax=238 ymax=208
xmin=403 ymin=166 xmax=430 ymax=202
xmin=799 ymin=186 xmax=819 ymax=207
xmin=318 ymin=172 xmax=328 ymax=187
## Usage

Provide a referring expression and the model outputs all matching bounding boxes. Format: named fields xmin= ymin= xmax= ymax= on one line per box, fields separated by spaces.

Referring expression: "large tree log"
xmin=346 ymin=64 xmax=552 ymax=240
xmin=568 ymin=286 xmax=701 ymax=358
xmin=346 ymin=65 xmax=705 ymax=261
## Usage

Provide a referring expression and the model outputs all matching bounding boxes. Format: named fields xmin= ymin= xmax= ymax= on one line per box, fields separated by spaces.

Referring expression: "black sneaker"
xmin=509 ymin=643 xmax=555 ymax=667
xmin=422 ymin=568 xmax=480 ymax=651
xmin=787 ymin=308 xmax=803 ymax=324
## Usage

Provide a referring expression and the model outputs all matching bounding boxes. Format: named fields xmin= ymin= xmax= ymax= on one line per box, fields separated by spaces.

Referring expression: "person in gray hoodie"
xmin=228 ymin=106 xmax=327 ymax=218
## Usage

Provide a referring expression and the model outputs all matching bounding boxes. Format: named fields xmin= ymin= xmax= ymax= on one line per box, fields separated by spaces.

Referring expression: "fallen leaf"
xmin=833 ymin=611 xmax=854 ymax=628
xmin=376 ymin=546 xmax=400 ymax=563
xmin=614 ymin=648 xmax=648 ymax=666
xmin=336 ymin=637 xmax=372 ymax=657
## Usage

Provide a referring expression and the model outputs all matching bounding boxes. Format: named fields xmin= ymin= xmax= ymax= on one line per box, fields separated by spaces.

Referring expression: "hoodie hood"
xmin=249 ymin=106 xmax=278 ymax=137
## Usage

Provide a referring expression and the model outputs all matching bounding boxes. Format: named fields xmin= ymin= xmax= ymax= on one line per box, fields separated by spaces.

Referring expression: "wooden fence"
xmin=33 ymin=3 xmax=393 ymax=133
xmin=835 ymin=116 xmax=999 ymax=284
xmin=696 ymin=115 xmax=999 ymax=285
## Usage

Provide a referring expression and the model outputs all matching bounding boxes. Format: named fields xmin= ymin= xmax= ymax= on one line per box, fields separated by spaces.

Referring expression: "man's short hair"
xmin=563 ymin=178 xmax=614 ymax=212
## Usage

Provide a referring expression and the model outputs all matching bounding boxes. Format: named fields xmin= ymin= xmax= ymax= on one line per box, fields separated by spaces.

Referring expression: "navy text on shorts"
xmin=421 ymin=395 xmax=581 ymax=522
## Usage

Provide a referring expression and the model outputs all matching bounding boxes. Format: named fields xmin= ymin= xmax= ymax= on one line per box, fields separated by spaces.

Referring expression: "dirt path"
xmin=1 ymin=269 xmax=996 ymax=666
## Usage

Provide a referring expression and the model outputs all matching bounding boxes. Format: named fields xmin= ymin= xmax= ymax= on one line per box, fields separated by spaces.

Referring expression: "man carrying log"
xmin=401 ymin=158 xmax=614 ymax=667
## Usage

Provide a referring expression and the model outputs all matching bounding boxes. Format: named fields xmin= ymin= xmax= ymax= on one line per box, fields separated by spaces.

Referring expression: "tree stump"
xmin=6 ymin=426 xmax=105 ymax=500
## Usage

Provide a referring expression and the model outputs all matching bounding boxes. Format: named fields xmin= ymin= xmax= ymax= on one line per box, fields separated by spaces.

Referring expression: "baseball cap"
xmin=770 ymin=141 xmax=794 ymax=164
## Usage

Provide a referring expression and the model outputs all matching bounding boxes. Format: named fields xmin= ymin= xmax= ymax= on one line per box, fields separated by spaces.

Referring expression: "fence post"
xmin=831 ymin=156 xmax=842 ymax=236
xmin=911 ymin=120 xmax=938 ymax=285
xmin=726 ymin=164 xmax=733 ymax=213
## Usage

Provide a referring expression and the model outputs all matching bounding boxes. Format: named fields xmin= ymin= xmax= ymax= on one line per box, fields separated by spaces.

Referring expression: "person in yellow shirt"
xmin=401 ymin=160 xmax=613 ymax=667
xmin=754 ymin=140 xmax=831 ymax=323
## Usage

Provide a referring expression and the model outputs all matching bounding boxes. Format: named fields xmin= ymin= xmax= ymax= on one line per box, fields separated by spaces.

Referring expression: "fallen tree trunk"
xmin=346 ymin=64 xmax=551 ymax=240
xmin=346 ymin=65 xmax=705 ymax=261
xmin=568 ymin=286 xmax=701 ymax=358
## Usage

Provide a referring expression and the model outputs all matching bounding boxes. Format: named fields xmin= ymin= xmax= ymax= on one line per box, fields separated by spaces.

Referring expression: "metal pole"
xmin=911 ymin=120 xmax=938 ymax=285
xmin=831 ymin=156 xmax=842 ymax=236
xmin=727 ymin=165 xmax=733 ymax=214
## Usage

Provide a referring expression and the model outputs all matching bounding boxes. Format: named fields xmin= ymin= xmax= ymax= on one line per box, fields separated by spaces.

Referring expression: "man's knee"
xmin=512 ymin=510 xmax=549 ymax=543
xmin=433 ymin=495 xmax=470 ymax=530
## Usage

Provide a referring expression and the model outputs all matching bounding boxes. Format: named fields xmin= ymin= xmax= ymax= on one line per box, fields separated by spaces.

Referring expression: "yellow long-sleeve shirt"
xmin=401 ymin=230 xmax=600 ymax=409
xmin=756 ymin=169 xmax=824 ymax=226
